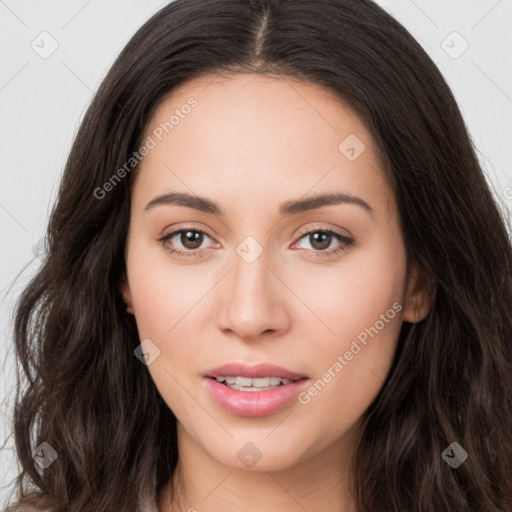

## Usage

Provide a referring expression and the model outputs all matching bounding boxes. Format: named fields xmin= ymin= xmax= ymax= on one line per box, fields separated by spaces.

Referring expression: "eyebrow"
xmin=144 ymin=191 xmax=373 ymax=216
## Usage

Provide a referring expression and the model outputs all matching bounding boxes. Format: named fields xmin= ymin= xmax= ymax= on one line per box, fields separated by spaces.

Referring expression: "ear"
xmin=402 ymin=261 xmax=436 ymax=323
xmin=119 ymin=273 xmax=134 ymax=315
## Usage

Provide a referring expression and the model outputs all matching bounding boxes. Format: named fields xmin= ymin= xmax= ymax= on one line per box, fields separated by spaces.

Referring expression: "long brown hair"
xmin=5 ymin=0 xmax=512 ymax=510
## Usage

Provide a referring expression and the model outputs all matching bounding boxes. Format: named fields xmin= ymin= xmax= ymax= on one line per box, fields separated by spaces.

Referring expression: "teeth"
xmin=236 ymin=376 xmax=253 ymax=387
xmin=251 ymin=377 xmax=271 ymax=387
xmin=214 ymin=375 xmax=296 ymax=391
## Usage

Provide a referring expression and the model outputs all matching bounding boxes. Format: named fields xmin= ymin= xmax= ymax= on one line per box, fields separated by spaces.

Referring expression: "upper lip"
xmin=205 ymin=363 xmax=308 ymax=381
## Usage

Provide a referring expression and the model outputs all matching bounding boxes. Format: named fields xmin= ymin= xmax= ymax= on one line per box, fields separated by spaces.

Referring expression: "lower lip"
xmin=205 ymin=377 xmax=309 ymax=417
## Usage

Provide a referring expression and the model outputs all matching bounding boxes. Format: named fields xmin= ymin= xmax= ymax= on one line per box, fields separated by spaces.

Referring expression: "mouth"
xmin=204 ymin=362 xmax=309 ymax=417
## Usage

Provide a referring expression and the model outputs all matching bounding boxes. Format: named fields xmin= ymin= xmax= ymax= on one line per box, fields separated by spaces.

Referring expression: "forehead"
xmin=133 ymin=72 xmax=392 ymax=217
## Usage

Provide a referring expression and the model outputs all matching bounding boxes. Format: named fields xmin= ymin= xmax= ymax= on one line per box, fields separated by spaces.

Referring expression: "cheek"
xmin=293 ymin=237 xmax=406 ymax=435
xmin=126 ymin=234 xmax=205 ymax=339
xmin=293 ymin=228 xmax=406 ymax=351
xmin=125 ymin=238 xmax=207 ymax=419
xmin=296 ymin=313 xmax=402 ymax=450
xmin=125 ymin=236 xmax=216 ymax=398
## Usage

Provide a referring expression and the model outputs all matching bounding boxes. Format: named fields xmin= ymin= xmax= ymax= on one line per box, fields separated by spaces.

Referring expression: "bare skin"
xmin=120 ymin=72 xmax=434 ymax=512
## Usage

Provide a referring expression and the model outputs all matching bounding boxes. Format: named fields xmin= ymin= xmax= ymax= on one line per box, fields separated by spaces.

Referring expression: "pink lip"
xmin=204 ymin=362 xmax=309 ymax=417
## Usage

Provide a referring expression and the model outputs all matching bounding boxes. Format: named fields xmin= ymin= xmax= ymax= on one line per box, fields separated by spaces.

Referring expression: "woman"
xmin=6 ymin=0 xmax=512 ymax=510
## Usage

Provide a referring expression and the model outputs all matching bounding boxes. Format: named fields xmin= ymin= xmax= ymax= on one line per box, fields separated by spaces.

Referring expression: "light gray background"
xmin=1 ymin=0 xmax=511 ymax=504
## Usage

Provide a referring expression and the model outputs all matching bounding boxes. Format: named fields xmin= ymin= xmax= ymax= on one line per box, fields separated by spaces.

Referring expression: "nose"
xmin=216 ymin=246 xmax=290 ymax=342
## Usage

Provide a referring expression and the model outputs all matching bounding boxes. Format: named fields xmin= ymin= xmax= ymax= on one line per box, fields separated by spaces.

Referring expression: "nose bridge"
xmin=216 ymin=235 xmax=288 ymax=339
xmin=232 ymin=243 xmax=269 ymax=300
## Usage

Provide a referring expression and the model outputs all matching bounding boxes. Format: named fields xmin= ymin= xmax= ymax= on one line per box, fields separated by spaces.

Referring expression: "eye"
xmin=158 ymin=227 xmax=217 ymax=258
xmin=292 ymin=227 xmax=354 ymax=257
xmin=158 ymin=225 xmax=354 ymax=259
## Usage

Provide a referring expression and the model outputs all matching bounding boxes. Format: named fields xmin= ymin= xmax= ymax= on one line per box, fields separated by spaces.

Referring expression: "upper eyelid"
xmin=295 ymin=223 xmax=352 ymax=239
xmin=160 ymin=225 xmax=217 ymax=242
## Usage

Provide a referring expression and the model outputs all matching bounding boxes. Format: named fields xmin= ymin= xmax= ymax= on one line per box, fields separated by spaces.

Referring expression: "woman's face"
xmin=121 ymin=73 xmax=431 ymax=472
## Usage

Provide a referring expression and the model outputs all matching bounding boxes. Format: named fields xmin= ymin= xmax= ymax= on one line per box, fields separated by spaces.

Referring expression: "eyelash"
xmin=158 ymin=225 xmax=354 ymax=260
